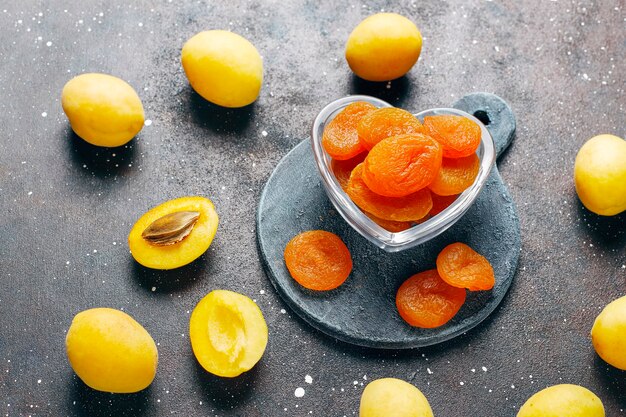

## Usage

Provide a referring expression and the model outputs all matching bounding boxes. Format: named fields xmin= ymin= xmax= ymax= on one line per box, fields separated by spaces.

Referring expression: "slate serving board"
xmin=257 ymin=93 xmax=520 ymax=349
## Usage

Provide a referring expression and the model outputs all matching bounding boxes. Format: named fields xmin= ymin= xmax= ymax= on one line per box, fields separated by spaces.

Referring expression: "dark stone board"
xmin=0 ymin=1 xmax=625 ymax=416
xmin=257 ymin=93 xmax=520 ymax=349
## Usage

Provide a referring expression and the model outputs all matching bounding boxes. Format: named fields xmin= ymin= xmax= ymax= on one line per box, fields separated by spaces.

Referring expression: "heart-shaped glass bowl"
xmin=311 ymin=95 xmax=496 ymax=252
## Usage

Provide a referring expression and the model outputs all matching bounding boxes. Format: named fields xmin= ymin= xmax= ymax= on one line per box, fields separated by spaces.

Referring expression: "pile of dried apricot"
xmin=282 ymin=233 xmax=494 ymax=331
xmin=396 ymin=243 xmax=494 ymax=328
xmin=323 ymin=102 xmax=482 ymax=232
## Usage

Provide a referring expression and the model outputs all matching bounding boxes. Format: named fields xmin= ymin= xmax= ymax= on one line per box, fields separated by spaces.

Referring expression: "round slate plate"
xmin=257 ymin=93 xmax=520 ymax=349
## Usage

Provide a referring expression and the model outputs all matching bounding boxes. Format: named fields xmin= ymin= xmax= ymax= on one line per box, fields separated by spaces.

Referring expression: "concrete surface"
xmin=0 ymin=0 xmax=624 ymax=416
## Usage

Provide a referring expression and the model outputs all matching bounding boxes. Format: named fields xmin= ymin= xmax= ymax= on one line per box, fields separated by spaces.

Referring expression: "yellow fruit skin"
xmin=190 ymin=290 xmax=268 ymax=378
xmin=517 ymin=384 xmax=604 ymax=417
xmin=346 ymin=13 xmax=422 ymax=82
xmin=592 ymin=295 xmax=626 ymax=370
xmin=61 ymin=73 xmax=144 ymax=147
xmin=182 ymin=30 xmax=263 ymax=108
xmin=360 ymin=378 xmax=434 ymax=417
xmin=574 ymin=134 xmax=626 ymax=216
xmin=66 ymin=308 xmax=158 ymax=393
xmin=128 ymin=196 xmax=219 ymax=270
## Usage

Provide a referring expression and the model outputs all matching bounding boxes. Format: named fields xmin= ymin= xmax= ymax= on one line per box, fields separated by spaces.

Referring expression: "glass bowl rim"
xmin=311 ymin=95 xmax=496 ymax=252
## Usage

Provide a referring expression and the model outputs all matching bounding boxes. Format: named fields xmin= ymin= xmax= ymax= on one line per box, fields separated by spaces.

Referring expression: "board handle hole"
xmin=473 ymin=110 xmax=491 ymax=126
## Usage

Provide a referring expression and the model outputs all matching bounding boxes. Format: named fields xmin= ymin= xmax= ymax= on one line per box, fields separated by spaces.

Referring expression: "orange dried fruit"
xmin=423 ymin=115 xmax=481 ymax=158
xmin=347 ymin=164 xmax=432 ymax=222
xmin=429 ymin=194 xmax=458 ymax=216
xmin=322 ymin=101 xmax=377 ymax=160
xmin=331 ymin=153 xmax=367 ymax=191
xmin=428 ymin=154 xmax=480 ymax=196
xmin=362 ymin=133 xmax=442 ymax=197
xmin=396 ymin=269 xmax=466 ymax=328
xmin=365 ymin=212 xmax=412 ymax=233
xmin=436 ymin=242 xmax=495 ymax=291
xmin=414 ymin=214 xmax=431 ymax=224
xmin=284 ymin=230 xmax=353 ymax=291
xmin=357 ymin=107 xmax=423 ymax=151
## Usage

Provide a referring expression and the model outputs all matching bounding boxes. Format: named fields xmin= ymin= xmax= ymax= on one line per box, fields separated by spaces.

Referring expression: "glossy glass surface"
xmin=311 ymin=95 xmax=496 ymax=252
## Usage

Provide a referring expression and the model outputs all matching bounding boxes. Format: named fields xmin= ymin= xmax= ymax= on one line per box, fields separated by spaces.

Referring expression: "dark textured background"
xmin=0 ymin=0 xmax=624 ymax=416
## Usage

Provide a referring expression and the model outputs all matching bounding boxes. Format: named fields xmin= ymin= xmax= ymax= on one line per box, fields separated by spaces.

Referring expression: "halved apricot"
xmin=423 ymin=115 xmax=481 ymax=158
xmin=284 ymin=230 xmax=352 ymax=291
xmin=428 ymin=154 xmax=479 ymax=196
xmin=396 ymin=269 xmax=466 ymax=328
xmin=357 ymin=107 xmax=424 ymax=150
xmin=322 ymin=101 xmax=376 ymax=160
xmin=362 ymin=134 xmax=442 ymax=197
xmin=436 ymin=242 xmax=495 ymax=291
xmin=189 ymin=290 xmax=268 ymax=378
xmin=347 ymin=164 xmax=432 ymax=222
xmin=331 ymin=153 xmax=367 ymax=191
xmin=128 ymin=196 xmax=219 ymax=270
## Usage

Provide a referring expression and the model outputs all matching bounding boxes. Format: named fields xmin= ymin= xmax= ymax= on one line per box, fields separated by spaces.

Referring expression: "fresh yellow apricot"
xmin=128 ymin=196 xmax=219 ymax=270
xmin=182 ymin=30 xmax=263 ymax=108
xmin=592 ymin=295 xmax=626 ymax=370
xmin=61 ymin=73 xmax=144 ymax=147
xmin=574 ymin=134 xmax=626 ymax=216
xmin=517 ymin=384 xmax=604 ymax=417
xmin=360 ymin=378 xmax=434 ymax=417
xmin=346 ymin=13 xmax=422 ymax=82
xmin=190 ymin=290 xmax=268 ymax=378
xmin=66 ymin=308 xmax=158 ymax=393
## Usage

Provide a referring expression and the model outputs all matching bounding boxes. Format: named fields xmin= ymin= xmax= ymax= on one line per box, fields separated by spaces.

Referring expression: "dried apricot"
xmin=436 ymin=243 xmax=495 ymax=291
xmin=362 ymin=134 xmax=442 ymax=197
xmin=365 ymin=212 xmax=412 ymax=233
xmin=347 ymin=164 xmax=432 ymax=222
xmin=331 ymin=153 xmax=367 ymax=190
xmin=322 ymin=102 xmax=377 ymax=160
xmin=423 ymin=115 xmax=481 ymax=158
xmin=357 ymin=107 xmax=423 ymax=151
xmin=429 ymin=194 xmax=458 ymax=216
xmin=428 ymin=154 xmax=479 ymax=196
xmin=396 ymin=269 xmax=466 ymax=328
xmin=284 ymin=230 xmax=352 ymax=291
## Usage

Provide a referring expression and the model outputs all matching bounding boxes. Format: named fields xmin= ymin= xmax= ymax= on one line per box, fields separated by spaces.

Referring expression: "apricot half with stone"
xmin=190 ymin=290 xmax=268 ymax=378
xmin=128 ymin=196 xmax=219 ymax=270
